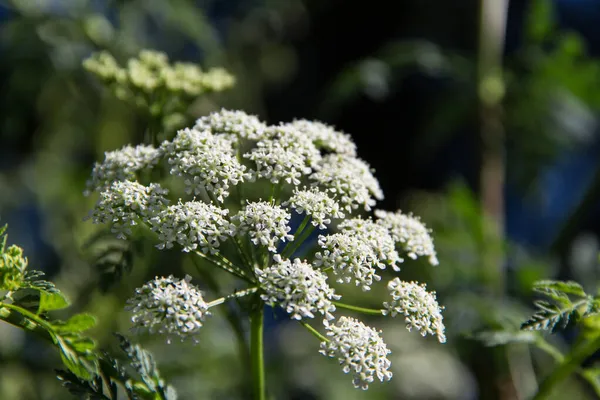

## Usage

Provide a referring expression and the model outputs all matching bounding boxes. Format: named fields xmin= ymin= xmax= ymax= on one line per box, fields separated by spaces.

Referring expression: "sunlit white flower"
xmin=310 ymin=154 xmax=383 ymax=213
xmin=375 ymin=210 xmax=438 ymax=265
xmin=150 ymin=201 xmax=234 ymax=253
xmin=126 ymin=275 xmax=210 ymax=343
xmin=90 ymin=181 xmax=169 ymax=239
xmin=338 ymin=218 xmax=402 ymax=271
xmin=244 ymin=125 xmax=321 ymax=185
xmin=234 ymin=202 xmax=293 ymax=252
xmin=86 ymin=144 xmax=162 ymax=194
xmin=314 ymin=233 xmax=382 ymax=291
xmin=284 ymin=187 xmax=344 ymax=229
xmin=285 ymin=119 xmax=357 ymax=156
xmin=194 ymin=108 xmax=268 ymax=141
xmin=383 ymin=278 xmax=446 ymax=343
xmin=161 ymin=127 xmax=250 ymax=201
xmin=256 ymin=255 xmax=340 ymax=320
xmin=320 ymin=316 xmax=392 ymax=390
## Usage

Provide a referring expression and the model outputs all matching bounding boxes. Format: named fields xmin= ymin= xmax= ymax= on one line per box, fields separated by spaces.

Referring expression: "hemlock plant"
xmin=85 ymin=108 xmax=447 ymax=396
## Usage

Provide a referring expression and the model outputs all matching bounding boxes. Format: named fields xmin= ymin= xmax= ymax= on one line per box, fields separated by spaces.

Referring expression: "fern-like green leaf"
xmin=533 ymin=280 xmax=586 ymax=299
xmin=56 ymin=369 xmax=109 ymax=400
xmin=521 ymin=300 xmax=581 ymax=332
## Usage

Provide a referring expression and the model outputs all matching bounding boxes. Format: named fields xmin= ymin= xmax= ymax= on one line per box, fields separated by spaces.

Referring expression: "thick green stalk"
xmin=250 ymin=302 xmax=266 ymax=400
xmin=533 ymin=334 xmax=600 ymax=400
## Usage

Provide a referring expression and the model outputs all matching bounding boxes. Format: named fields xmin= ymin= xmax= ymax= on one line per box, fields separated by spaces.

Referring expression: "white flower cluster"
xmin=86 ymin=144 xmax=162 ymax=194
xmin=315 ymin=233 xmax=382 ymax=291
xmin=284 ymin=187 xmax=345 ymax=229
xmin=233 ymin=202 xmax=293 ymax=252
xmin=84 ymin=50 xmax=235 ymax=98
xmin=375 ymin=210 xmax=439 ymax=265
xmin=244 ymin=125 xmax=321 ymax=185
xmin=161 ymin=128 xmax=250 ymax=201
xmin=310 ymin=154 xmax=383 ymax=213
xmin=150 ymin=201 xmax=234 ymax=253
xmin=383 ymin=278 xmax=446 ymax=343
xmin=90 ymin=181 xmax=169 ymax=239
xmin=285 ymin=119 xmax=357 ymax=156
xmin=320 ymin=316 xmax=392 ymax=390
xmin=256 ymin=255 xmax=339 ymax=320
xmin=194 ymin=108 xmax=268 ymax=141
xmin=126 ymin=275 xmax=210 ymax=343
xmin=314 ymin=217 xmax=401 ymax=291
xmin=339 ymin=218 xmax=402 ymax=271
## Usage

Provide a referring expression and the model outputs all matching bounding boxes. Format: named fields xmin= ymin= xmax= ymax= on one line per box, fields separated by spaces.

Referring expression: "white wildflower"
xmin=285 ymin=119 xmax=357 ymax=156
xmin=338 ymin=218 xmax=402 ymax=271
xmin=161 ymin=127 xmax=250 ymax=201
xmin=244 ymin=124 xmax=321 ymax=185
xmin=90 ymin=181 xmax=169 ymax=239
xmin=284 ymin=187 xmax=344 ymax=229
xmin=233 ymin=202 xmax=293 ymax=252
xmin=314 ymin=233 xmax=382 ymax=291
xmin=375 ymin=210 xmax=438 ymax=266
xmin=194 ymin=109 xmax=267 ymax=141
xmin=310 ymin=154 xmax=383 ymax=213
xmin=320 ymin=316 xmax=392 ymax=390
xmin=126 ymin=275 xmax=210 ymax=343
xmin=163 ymin=62 xmax=206 ymax=96
xmin=150 ymin=201 xmax=234 ymax=253
xmin=383 ymin=278 xmax=446 ymax=343
xmin=85 ymin=144 xmax=161 ymax=194
xmin=256 ymin=255 xmax=340 ymax=320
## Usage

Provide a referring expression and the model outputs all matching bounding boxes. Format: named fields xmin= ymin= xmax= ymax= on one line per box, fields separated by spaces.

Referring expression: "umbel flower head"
xmin=320 ymin=316 xmax=393 ymax=390
xmin=85 ymin=108 xmax=445 ymax=390
xmin=126 ymin=275 xmax=211 ymax=343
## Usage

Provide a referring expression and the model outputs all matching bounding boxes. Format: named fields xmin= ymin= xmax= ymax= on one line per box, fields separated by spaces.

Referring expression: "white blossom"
xmin=194 ymin=108 xmax=268 ymax=141
xmin=375 ymin=210 xmax=438 ymax=266
xmin=284 ymin=187 xmax=344 ymax=229
xmin=310 ymin=154 xmax=383 ymax=213
xmin=338 ymin=218 xmax=402 ymax=271
xmin=161 ymin=127 xmax=250 ymax=201
xmin=285 ymin=119 xmax=357 ymax=156
xmin=320 ymin=316 xmax=392 ymax=390
xmin=256 ymin=255 xmax=340 ymax=320
xmin=90 ymin=181 xmax=169 ymax=239
xmin=244 ymin=124 xmax=321 ymax=185
xmin=126 ymin=275 xmax=210 ymax=343
xmin=233 ymin=202 xmax=293 ymax=252
xmin=383 ymin=278 xmax=446 ymax=343
xmin=314 ymin=232 xmax=382 ymax=291
xmin=85 ymin=144 xmax=162 ymax=194
xmin=150 ymin=201 xmax=234 ymax=253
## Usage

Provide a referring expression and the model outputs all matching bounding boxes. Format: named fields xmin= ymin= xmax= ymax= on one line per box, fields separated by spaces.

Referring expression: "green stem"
xmin=0 ymin=303 xmax=54 ymax=341
xmin=300 ymin=321 xmax=329 ymax=342
xmin=533 ymin=334 xmax=600 ymax=400
xmin=207 ymin=287 xmax=258 ymax=308
xmin=280 ymin=215 xmax=310 ymax=256
xmin=193 ymin=251 xmax=252 ymax=282
xmin=250 ymin=303 xmax=266 ymax=400
xmin=333 ymin=301 xmax=383 ymax=316
xmin=282 ymin=224 xmax=316 ymax=259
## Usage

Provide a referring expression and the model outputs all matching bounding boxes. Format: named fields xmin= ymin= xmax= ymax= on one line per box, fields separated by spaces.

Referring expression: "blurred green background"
xmin=3 ymin=0 xmax=600 ymax=399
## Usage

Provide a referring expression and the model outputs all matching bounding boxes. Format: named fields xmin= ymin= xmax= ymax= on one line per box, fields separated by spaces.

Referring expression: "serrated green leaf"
xmin=56 ymin=369 xmax=109 ymax=400
xmin=54 ymin=314 xmax=96 ymax=333
xmin=533 ymin=280 xmax=586 ymax=297
xmin=39 ymin=290 xmax=70 ymax=313
xmin=521 ymin=300 xmax=580 ymax=332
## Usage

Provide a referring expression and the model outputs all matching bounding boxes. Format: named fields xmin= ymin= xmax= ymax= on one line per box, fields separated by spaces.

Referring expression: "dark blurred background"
xmin=2 ymin=0 xmax=600 ymax=399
